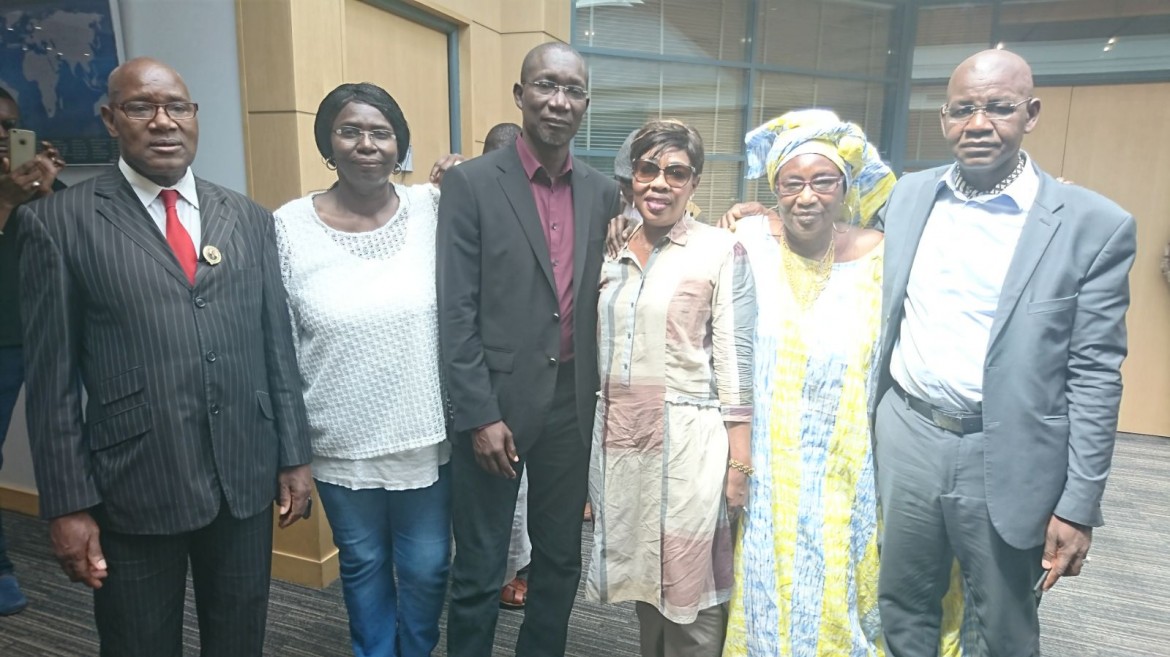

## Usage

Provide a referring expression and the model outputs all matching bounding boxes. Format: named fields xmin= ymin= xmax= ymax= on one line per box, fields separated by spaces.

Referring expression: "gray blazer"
xmin=17 ymin=168 xmax=311 ymax=535
xmin=876 ymin=165 xmax=1137 ymax=550
xmin=437 ymin=143 xmax=621 ymax=453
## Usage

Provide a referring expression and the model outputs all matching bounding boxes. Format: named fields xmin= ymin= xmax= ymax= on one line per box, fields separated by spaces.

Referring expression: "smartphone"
xmin=8 ymin=128 xmax=36 ymax=170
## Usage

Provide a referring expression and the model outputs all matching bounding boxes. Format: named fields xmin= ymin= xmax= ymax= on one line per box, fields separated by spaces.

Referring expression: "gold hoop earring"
xmin=393 ymin=164 xmax=403 ymax=175
xmin=324 ymin=157 xmax=337 ymax=171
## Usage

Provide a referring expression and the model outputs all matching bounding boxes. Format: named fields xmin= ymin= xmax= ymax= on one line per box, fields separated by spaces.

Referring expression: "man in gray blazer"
xmin=438 ymin=43 xmax=621 ymax=657
xmin=17 ymin=57 xmax=312 ymax=656
xmin=873 ymin=49 xmax=1136 ymax=656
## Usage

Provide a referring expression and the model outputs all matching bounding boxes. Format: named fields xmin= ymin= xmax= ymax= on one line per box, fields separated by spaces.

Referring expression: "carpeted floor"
xmin=0 ymin=432 xmax=1167 ymax=656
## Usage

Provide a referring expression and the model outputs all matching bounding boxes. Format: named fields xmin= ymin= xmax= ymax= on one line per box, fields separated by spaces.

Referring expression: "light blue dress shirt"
xmin=890 ymin=154 xmax=1040 ymax=412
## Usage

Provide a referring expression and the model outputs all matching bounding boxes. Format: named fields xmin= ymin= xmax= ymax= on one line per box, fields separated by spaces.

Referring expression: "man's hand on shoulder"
xmin=49 ymin=510 xmax=107 ymax=589
xmin=1041 ymin=514 xmax=1093 ymax=592
xmin=473 ymin=420 xmax=519 ymax=479
xmin=276 ymin=464 xmax=313 ymax=528
xmin=429 ymin=153 xmax=466 ymax=186
xmin=605 ymin=214 xmax=636 ymax=259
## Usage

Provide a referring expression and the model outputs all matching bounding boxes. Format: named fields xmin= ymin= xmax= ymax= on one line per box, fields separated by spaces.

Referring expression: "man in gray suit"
xmin=438 ymin=43 xmax=621 ymax=657
xmin=17 ymin=57 xmax=312 ymax=656
xmin=874 ymin=49 xmax=1136 ymax=656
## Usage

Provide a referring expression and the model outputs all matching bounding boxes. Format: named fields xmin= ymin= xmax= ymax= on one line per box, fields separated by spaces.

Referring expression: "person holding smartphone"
xmin=0 ymin=85 xmax=65 ymax=617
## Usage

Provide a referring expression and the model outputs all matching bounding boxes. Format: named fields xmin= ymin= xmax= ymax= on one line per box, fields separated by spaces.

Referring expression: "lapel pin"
xmin=202 ymin=245 xmax=222 ymax=265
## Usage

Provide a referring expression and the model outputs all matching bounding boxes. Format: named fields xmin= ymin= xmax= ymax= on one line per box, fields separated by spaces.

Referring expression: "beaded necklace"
xmin=952 ymin=152 xmax=1027 ymax=198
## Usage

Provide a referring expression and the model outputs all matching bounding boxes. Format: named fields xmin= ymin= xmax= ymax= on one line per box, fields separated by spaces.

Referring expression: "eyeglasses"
xmin=117 ymin=102 xmax=199 ymax=121
xmin=524 ymin=80 xmax=589 ymax=102
xmin=776 ymin=176 xmax=843 ymax=197
xmin=940 ymin=98 xmax=1033 ymax=123
xmin=334 ymin=126 xmax=397 ymax=143
xmin=632 ymin=160 xmax=696 ymax=189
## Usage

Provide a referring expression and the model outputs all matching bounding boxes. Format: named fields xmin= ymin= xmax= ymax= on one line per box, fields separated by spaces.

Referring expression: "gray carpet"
xmin=0 ymin=432 xmax=1167 ymax=656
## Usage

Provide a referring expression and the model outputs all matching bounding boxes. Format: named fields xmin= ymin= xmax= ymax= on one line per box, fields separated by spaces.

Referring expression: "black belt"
xmin=891 ymin=383 xmax=983 ymax=435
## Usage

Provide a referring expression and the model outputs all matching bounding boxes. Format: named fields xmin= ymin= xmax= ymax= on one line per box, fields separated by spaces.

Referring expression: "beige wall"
xmin=233 ymin=0 xmax=570 ymax=586
xmin=236 ymin=0 xmax=569 ymax=209
xmin=1027 ymin=83 xmax=1170 ymax=438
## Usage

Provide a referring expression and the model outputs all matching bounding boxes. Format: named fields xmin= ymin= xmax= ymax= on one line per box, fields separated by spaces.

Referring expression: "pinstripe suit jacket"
xmin=17 ymin=168 xmax=312 ymax=535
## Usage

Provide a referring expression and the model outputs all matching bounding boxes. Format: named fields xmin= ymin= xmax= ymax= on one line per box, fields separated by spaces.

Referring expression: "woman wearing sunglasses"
xmin=586 ymin=120 xmax=756 ymax=657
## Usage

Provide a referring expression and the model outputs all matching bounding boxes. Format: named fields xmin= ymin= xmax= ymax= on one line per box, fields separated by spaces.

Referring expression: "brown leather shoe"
xmin=500 ymin=576 xmax=528 ymax=610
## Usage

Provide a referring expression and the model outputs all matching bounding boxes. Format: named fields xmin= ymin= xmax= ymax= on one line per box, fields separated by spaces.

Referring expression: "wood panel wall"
xmin=1028 ymin=83 xmax=1170 ymax=437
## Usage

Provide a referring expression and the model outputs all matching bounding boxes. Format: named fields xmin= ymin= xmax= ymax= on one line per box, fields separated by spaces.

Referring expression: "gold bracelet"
xmin=728 ymin=458 xmax=754 ymax=477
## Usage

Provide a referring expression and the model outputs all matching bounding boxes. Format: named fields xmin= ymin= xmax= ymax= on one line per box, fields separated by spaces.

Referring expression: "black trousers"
xmin=93 ymin=502 xmax=273 ymax=657
xmin=447 ymin=362 xmax=590 ymax=657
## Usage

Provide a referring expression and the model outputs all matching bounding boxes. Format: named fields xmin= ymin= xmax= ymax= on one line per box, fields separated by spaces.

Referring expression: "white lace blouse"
xmin=274 ymin=183 xmax=449 ymax=491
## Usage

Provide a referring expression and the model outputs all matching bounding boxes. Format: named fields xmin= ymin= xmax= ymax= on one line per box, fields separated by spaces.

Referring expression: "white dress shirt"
xmin=889 ymin=154 xmax=1040 ymax=412
xmin=118 ymin=157 xmax=201 ymax=249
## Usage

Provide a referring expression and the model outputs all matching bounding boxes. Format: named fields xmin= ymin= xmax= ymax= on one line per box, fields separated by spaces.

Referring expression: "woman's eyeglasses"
xmin=632 ymin=160 xmax=696 ymax=189
xmin=334 ymin=126 xmax=397 ymax=143
xmin=776 ymin=176 xmax=843 ymax=197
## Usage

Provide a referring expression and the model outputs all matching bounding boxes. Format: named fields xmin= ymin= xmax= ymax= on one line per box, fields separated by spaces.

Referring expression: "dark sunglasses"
xmin=632 ymin=159 xmax=696 ymax=189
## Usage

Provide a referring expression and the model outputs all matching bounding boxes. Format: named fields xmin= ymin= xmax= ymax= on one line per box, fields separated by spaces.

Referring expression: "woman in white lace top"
xmin=273 ymin=83 xmax=453 ymax=657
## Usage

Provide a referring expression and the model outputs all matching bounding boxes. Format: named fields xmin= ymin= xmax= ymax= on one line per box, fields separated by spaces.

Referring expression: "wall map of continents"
xmin=2 ymin=0 xmax=120 ymax=165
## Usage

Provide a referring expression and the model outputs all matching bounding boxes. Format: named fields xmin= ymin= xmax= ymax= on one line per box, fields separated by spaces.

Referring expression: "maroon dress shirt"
xmin=515 ymin=135 xmax=576 ymax=362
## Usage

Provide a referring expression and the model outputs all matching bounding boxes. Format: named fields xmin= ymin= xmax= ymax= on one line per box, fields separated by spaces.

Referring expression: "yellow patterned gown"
xmin=723 ymin=217 xmax=969 ymax=657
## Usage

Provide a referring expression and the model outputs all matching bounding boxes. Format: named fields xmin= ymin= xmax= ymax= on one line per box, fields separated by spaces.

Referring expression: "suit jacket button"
xmin=194 ymin=297 xmax=207 ymax=308
xmin=548 ymin=357 xmax=558 ymax=366
xmin=553 ymin=312 xmax=560 ymax=321
xmin=206 ymin=351 xmax=217 ymax=363
xmin=209 ymin=404 xmax=220 ymax=415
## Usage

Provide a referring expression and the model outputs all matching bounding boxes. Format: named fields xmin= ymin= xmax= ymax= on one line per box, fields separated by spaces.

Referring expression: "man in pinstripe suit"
xmin=16 ymin=57 xmax=312 ymax=656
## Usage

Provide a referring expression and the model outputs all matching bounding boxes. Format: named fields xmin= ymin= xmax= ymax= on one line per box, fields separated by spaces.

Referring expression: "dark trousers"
xmin=0 ymin=346 xmax=23 ymax=576
xmin=447 ymin=362 xmax=590 ymax=657
xmin=875 ymin=388 xmax=1044 ymax=657
xmin=93 ymin=502 xmax=274 ymax=657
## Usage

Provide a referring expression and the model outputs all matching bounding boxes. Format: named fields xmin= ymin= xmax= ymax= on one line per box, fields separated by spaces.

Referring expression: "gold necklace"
xmin=779 ymin=228 xmax=834 ymax=310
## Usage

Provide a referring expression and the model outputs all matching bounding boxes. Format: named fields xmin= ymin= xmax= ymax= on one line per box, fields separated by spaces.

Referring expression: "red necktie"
xmin=160 ymin=189 xmax=197 ymax=285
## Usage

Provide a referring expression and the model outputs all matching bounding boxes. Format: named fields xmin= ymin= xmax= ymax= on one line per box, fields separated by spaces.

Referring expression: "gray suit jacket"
xmin=17 ymin=168 xmax=311 ymax=535
xmin=437 ymin=143 xmax=621 ymax=453
xmin=876 ymin=165 xmax=1136 ymax=550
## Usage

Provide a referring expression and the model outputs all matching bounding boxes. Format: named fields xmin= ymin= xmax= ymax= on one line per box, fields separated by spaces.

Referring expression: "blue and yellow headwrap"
xmin=744 ymin=109 xmax=895 ymax=227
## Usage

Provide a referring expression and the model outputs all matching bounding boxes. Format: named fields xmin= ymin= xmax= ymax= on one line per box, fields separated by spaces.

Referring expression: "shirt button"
xmin=548 ymin=357 xmax=558 ymax=366
xmin=209 ymin=404 xmax=220 ymax=415
xmin=206 ymin=351 xmax=217 ymax=363
xmin=552 ymin=259 xmax=559 ymax=266
xmin=194 ymin=297 xmax=207 ymax=308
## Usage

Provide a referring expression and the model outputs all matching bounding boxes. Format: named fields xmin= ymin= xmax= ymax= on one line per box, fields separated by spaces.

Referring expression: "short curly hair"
xmin=314 ymin=82 xmax=410 ymax=165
